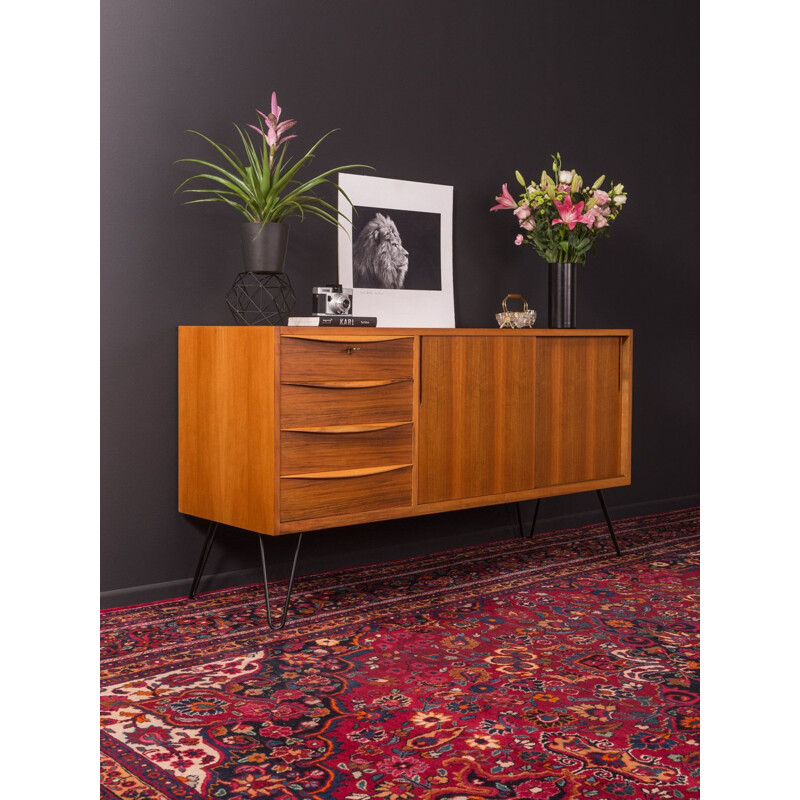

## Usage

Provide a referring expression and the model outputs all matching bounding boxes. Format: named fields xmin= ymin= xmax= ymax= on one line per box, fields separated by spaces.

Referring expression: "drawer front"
xmin=280 ymin=381 xmax=413 ymax=427
xmin=281 ymin=423 xmax=412 ymax=475
xmin=281 ymin=466 xmax=412 ymax=522
xmin=281 ymin=335 xmax=414 ymax=382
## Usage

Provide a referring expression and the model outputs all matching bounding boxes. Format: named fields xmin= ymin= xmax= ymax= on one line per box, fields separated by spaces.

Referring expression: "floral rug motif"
xmin=101 ymin=507 xmax=699 ymax=799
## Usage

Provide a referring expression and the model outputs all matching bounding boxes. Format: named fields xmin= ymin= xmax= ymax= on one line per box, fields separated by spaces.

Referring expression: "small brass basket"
xmin=495 ymin=294 xmax=537 ymax=328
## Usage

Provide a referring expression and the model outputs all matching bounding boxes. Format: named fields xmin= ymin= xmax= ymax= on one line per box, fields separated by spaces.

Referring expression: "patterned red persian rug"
xmin=101 ymin=507 xmax=699 ymax=799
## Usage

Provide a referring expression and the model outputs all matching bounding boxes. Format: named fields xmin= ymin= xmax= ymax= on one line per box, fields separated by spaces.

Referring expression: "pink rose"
xmin=593 ymin=190 xmax=610 ymax=206
xmin=514 ymin=234 xmax=524 ymax=245
xmin=514 ymin=203 xmax=531 ymax=221
xmin=586 ymin=207 xmax=609 ymax=229
xmin=519 ymin=219 xmax=535 ymax=231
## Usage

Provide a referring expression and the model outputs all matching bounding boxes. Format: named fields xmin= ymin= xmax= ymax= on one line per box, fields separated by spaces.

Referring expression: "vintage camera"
xmin=312 ymin=284 xmax=354 ymax=316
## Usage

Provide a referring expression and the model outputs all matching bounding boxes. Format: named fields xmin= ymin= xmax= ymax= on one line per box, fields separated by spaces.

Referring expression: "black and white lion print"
xmin=353 ymin=213 xmax=409 ymax=289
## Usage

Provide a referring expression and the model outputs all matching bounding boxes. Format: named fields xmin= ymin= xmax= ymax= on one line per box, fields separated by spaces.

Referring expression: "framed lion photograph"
xmin=337 ymin=174 xmax=454 ymax=327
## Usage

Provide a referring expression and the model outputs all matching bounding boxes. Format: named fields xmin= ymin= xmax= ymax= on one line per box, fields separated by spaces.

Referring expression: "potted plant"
xmin=491 ymin=153 xmax=627 ymax=327
xmin=176 ymin=92 xmax=371 ymax=273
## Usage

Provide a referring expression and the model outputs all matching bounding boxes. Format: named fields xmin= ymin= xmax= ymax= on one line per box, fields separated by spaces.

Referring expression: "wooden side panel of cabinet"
xmin=179 ymin=327 xmax=277 ymax=535
xmin=418 ymin=336 xmax=536 ymax=504
xmin=534 ymin=337 xmax=622 ymax=488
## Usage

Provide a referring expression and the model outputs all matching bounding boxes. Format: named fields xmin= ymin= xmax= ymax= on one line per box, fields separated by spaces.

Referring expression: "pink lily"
xmin=551 ymin=195 xmax=591 ymax=229
xmin=490 ymin=183 xmax=518 ymax=211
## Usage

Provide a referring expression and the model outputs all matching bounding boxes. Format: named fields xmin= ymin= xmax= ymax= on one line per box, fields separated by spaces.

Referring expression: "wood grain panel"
xmin=535 ymin=337 xmax=622 ymax=488
xmin=178 ymin=326 xmax=277 ymax=534
xmin=418 ymin=336 xmax=536 ymax=504
xmin=278 ymin=475 xmax=631 ymax=534
xmin=280 ymin=466 xmax=412 ymax=522
xmin=281 ymin=336 xmax=413 ymax=382
xmin=281 ymin=423 xmax=412 ymax=474
xmin=280 ymin=380 xmax=413 ymax=427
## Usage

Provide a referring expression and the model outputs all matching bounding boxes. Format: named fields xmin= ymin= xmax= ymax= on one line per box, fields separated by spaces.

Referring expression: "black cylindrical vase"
xmin=241 ymin=222 xmax=290 ymax=273
xmin=548 ymin=262 xmax=577 ymax=328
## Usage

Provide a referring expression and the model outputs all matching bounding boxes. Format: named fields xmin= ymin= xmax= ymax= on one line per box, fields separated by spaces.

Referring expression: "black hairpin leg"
xmin=596 ymin=490 xmax=622 ymax=556
xmin=514 ymin=502 xmax=524 ymax=538
xmin=516 ymin=500 xmax=541 ymax=539
xmin=526 ymin=499 xmax=542 ymax=540
xmin=524 ymin=493 xmax=621 ymax=554
xmin=259 ymin=533 xmax=304 ymax=630
xmin=189 ymin=521 xmax=218 ymax=599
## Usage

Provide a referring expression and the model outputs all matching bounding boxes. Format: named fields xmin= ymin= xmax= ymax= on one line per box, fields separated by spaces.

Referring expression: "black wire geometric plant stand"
xmin=226 ymin=272 xmax=296 ymax=325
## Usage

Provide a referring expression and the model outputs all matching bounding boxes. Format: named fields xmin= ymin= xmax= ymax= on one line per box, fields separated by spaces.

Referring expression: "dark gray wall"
xmin=101 ymin=0 xmax=699 ymax=605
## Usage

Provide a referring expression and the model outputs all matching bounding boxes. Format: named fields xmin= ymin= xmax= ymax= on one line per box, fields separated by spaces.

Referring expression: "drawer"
xmin=281 ymin=335 xmax=414 ymax=382
xmin=280 ymin=380 xmax=413 ymax=427
xmin=280 ymin=465 xmax=412 ymax=522
xmin=281 ymin=423 xmax=412 ymax=475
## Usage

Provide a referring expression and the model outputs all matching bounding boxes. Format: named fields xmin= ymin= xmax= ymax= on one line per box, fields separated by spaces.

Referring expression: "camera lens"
xmin=330 ymin=295 xmax=350 ymax=314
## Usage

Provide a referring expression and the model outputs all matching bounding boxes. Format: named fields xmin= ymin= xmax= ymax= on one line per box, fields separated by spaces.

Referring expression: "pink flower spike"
xmin=490 ymin=183 xmax=518 ymax=211
xmin=551 ymin=195 xmax=591 ymax=230
xmin=271 ymin=92 xmax=281 ymax=120
xmin=515 ymin=234 xmax=524 ymax=245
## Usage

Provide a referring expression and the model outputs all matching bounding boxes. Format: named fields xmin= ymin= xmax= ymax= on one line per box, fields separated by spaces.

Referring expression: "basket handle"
xmin=502 ymin=294 xmax=529 ymax=313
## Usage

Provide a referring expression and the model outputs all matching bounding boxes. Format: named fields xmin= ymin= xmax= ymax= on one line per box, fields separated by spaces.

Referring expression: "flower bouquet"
xmin=491 ymin=153 xmax=626 ymax=263
xmin=491 ymin=154 xmax=627 ymax=327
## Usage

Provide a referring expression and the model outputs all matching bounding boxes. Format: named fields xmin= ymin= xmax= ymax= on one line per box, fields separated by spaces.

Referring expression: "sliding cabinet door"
xmin=418 ymin=336 xmax=536 ymax=504
xmin=534 ymin=336 xmax=624 ymax=488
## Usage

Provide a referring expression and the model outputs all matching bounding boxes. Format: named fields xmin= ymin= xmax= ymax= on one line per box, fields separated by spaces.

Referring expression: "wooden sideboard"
xmin=178 ymin=327 xmax=632 ymax=537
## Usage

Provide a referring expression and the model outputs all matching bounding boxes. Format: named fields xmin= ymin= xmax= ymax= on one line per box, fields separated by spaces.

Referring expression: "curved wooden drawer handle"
xmin=282 ymin=334 xmax=413 ymax=343
xmin=282 ymin=422 xmax=411 ymax=434
xmin=281 ymin=379 xmax=409 ymax=389
xmin=282 ymin=464 xmax=412 ymax=480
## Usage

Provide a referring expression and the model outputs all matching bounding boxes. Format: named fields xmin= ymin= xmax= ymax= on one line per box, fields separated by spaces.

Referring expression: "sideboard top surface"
xmin=178 ymin=326 xmax=632 ymax=337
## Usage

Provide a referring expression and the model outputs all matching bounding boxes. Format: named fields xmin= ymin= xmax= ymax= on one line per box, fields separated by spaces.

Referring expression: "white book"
xmin=287 ymin=315 xmax=378 ymax=327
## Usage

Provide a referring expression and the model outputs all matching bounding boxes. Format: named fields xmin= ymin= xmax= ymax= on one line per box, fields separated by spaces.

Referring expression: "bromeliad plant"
xmin=176 ymin=92 xmax=370 ymax=231
xmin=491 ymin=153 xmax=627 ymax=263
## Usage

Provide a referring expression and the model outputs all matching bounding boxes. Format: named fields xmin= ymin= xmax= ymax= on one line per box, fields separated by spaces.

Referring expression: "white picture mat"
xmin=338 ymin=174 xmax=455 ymax=327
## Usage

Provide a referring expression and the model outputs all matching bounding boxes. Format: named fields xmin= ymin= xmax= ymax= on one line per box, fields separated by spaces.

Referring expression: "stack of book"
xmin=288 ymin=315 xmax=377 ymax=327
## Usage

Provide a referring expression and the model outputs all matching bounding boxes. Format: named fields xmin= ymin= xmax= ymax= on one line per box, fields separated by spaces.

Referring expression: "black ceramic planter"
xmin=241 ymin=222 xmax=290 ymax=273
xmin=548 ymin=262 xmax=578 ymax=328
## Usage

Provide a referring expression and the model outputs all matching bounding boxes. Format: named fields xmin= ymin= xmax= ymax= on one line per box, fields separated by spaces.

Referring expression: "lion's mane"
xmin=353 ymin=213 xmax=409 ymax=289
